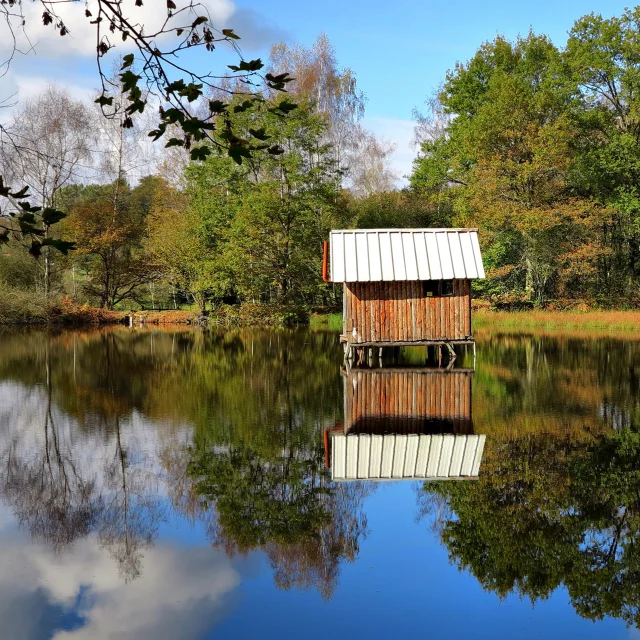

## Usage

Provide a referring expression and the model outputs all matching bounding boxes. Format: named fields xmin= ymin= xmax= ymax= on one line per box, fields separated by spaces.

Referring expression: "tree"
xmin=0 ymin=85 xmax=91 ymax=281
xmin=564 ymin=8 xmax=640 ymax=298
xmin=269 ymin=34 xmax=365 ymax=176
xmin=411 ymin=32 xmax=610 ymax=303
xmin=146 ymin=176 xmax=214 ymax=313
xmin=186 ymin=97 xmax=346 ymax=306
xmin=63 ymin=180 xmax=152 ymax=309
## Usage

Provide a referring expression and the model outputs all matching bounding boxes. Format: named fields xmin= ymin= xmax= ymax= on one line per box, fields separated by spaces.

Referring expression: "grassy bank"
xmin=0 ymin=296 xmax=313 ymax=327
xmin=309 ymin=309 xmax=640 ymax=336
xmin=473 ymin=309 xmax=640 ymax=333
xmin=309 ymin=312 xmax=342 ymax=331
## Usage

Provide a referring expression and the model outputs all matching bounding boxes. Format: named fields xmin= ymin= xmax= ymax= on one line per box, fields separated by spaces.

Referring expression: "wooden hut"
xmin=325 ymin=367 xmax=485 ymax=482
xmin=324 ymin=228 xmax=485 ymax=357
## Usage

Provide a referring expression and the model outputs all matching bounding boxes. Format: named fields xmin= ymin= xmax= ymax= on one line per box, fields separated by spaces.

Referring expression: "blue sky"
xmin=0 ymin=0 xmax=634 ymax=179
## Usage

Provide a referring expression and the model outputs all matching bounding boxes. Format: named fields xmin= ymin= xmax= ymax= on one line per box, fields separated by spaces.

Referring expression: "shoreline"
xmin=2 ymin=306 xmax=640 ymax=336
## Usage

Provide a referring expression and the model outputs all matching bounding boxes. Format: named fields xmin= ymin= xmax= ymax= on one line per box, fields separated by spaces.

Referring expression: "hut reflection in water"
xmin=327 ymin=368 xmax=485 ymax=482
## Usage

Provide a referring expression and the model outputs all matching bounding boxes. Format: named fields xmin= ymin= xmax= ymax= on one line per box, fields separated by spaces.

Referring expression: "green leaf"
xmin=190 ymin=146 xmax=212 ymax=161
xmin=192 ymin=16 xmax=208 ymax=27
xmin=166 ymin=138 xmax=185 ymax=148
xmin=41 ymin=207 xmax=67 ymax=226
xmin=121 ymin=53 xmax=134 ymax=69
xmin=222 ymin=28 xmax=240 ymax=40
xmin=229 ymin=144 xmax=251 ymax=165
xmin=270 ymin=99 xmax=297 ymax=114
xmin=165 ymin=79 xmax=186 ymax=93
xmin=42 ymin=238 xmax=76 ymax=255
xmin=120 ymin=70 xmax=141 ymax=93
xmin=249 ymin=127 xmax=269 ymax=141
xmin=180 ymin=82 xmax=203 ymax=102
xmin=18 ymin=202 xmax=41 ymax=214
xmin=209 ymin=99 xmax=227 ymax=114
xmin=95 ymin=95 xmax=114 ymax=107
xmin=29 ymin=240 xmax=42 ymax=258
xmin=9 ymin=186 xmax=29 ymax=199
xmin=233 ymin=99 xmax=254 ymax=113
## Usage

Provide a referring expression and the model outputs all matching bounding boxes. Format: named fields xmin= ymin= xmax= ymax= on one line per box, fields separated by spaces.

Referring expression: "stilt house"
xmin=324 ymin=228 xmax=485 ymax=348
xmin=325 ymin=368 xmax=485 ymax=481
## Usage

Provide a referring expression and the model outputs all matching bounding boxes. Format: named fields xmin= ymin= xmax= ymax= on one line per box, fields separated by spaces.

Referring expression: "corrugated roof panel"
xmin=367 ymin=233 xmax=382 ymax=281
xmin=426 ymin=435 xmax=443 ymax=476
xmin=450 ymin=436 xmax=467 ymax=476
xmin=330 ymin=232 xmax=345 ymax=282
xmin=329 ymin=228 xmax=485 ymax=282
xmin=437 ymin=232 xmax=454 ymax=279
xmin=392 ymin=437 xmax=407 ymax=478
xmin=404 ymin=435 xmax=419 ymax=477
xmin=438 ymin=435 xmax=455 ymax=476
xmin=346 ymin=435 xmax=358 ymax=479
xmin=459 ymin=232 xmax=478 ymax=279
xmin=472 ymin=435 xmax=486 ymax=476
xmin=357 ymin=435 xmax=370 ymax=478
xmin=402 ymin=233 xmax=419 ymax=281
xmin=379 ymin=232 xmax=394 ymax=281
xmin=425 ymin=233 xmax=442 ymax=280
xmin=344 ymin=233 xmax=358 ymax=282
xmin=414 ymin=233 xmax=431 ymax=280
xmin=355 ymin=232 xmax=370 ymax=282
xmin=460 ymin=436 xmax=479 ymax=476
xmin=448 ymin=232 xmax=466 ymax=278
xmin=415 ymin=436 xmax=431 ymax=478
xmin=331 ymin=434 xmax=485 ymax=481
xmin=381 ymin=436 xmax=394 ymax=477
xmin=333 ymin=435 xmax=346 ymax=479
xmin=470 ymin=232 xmax=486 ymax=279
xmin=390 ymin=232 xmax=406 ymax=280
xmin=369 ymin=435 xmax=382 ymax=478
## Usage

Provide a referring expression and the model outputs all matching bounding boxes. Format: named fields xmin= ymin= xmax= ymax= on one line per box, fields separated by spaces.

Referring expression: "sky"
xmin=0 ymin=0 xmax=634 ymax=182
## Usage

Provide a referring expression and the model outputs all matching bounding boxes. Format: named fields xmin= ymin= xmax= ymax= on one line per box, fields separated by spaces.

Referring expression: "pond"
xmin=0 ymin=326 xmax=639 ymax=639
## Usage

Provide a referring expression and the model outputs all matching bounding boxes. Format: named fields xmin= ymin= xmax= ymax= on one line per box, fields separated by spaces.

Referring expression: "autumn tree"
xmin=63 ymin=180 xmax=152 ymax=309
xmin=411 ymin=33 xmax=612 ymax=303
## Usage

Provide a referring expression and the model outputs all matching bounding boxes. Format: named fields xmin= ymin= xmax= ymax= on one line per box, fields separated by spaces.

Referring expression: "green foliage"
xmin=411 ymin=12 xmax=640 ymax=305
xmin=423 ymin=424 xmax=640 ymax=626
xmin=183 ymin=97 xmax=348 ymax=307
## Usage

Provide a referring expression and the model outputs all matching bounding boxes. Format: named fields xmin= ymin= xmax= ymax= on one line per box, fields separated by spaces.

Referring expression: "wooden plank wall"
xmin=344 ymin=370 xmax=473 ymax=435
xmin=344 ymin=280 xmax=471 ymax=343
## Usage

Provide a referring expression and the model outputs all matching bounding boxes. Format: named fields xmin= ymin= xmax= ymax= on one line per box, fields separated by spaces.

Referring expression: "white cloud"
xmin=362 ymin=115 xmax=418 ymax=185
xmin=0 ymin=534 xmax=241 ymax=640
xmin=0 ymin=0 xmax=283 ymax=61
xmin=1 ymin=0 xmax=236 ymax=59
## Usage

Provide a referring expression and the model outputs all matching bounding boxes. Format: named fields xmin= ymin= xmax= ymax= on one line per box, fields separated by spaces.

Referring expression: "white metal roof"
xmin=329 ymin=228 xmax=485 ymax=282
xmin=331 ymin=433 xmax=485 ymax=481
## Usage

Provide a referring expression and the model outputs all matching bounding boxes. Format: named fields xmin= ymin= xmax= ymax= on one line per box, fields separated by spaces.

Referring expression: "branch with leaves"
xmin=0 ymin=177 xmax=74 ymax=256
xmin=1 ymin=0 xmax=297 ymax=253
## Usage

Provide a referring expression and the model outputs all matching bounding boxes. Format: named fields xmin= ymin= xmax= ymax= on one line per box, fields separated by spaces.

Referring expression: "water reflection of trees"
xmin=176 ymin=442 xmax=370 ymax=599
xmin=0 ymin=327 xmax=366 ymax=593
xmin=474 ymin=333 xmax=640 ymax=436
xmin=420 ymin=425 xmax=640 ymax=627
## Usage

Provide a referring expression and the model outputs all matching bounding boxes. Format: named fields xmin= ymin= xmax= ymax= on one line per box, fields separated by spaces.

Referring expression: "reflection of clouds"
xmin=0 ymin=532 xmax=240 ymax=640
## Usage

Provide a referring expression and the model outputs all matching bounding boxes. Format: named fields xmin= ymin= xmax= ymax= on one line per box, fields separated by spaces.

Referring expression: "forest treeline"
xmin=1 ymin=7 xmax=640 ymax=322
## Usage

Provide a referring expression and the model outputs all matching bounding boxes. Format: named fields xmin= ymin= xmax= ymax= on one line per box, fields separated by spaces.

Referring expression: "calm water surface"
xmin=1 ymin=327 xmax=639 ymax=639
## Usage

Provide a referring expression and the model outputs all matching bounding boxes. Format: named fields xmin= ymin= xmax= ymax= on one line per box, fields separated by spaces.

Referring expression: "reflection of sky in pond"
xmin=0 ymin=486 xmax=627 ymax=640
xmin=0 ymin=328 xmax=638 ymax=638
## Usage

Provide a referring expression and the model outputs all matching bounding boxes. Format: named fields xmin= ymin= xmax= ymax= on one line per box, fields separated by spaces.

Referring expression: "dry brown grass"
xmin=473 ymin=309 xmax=640 ymax=336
